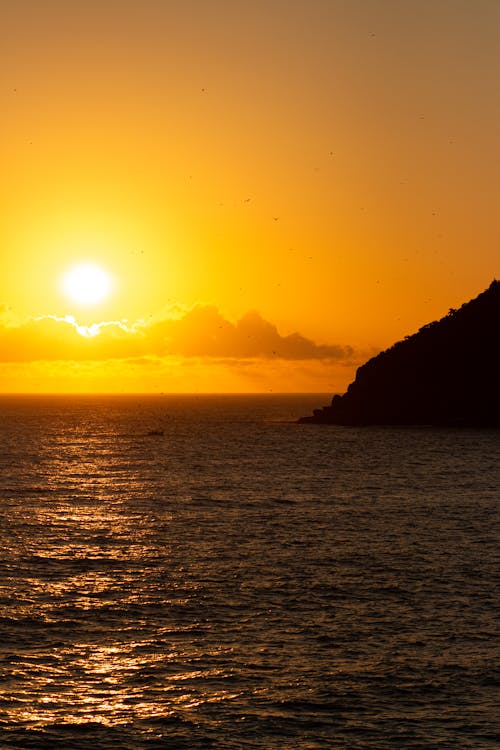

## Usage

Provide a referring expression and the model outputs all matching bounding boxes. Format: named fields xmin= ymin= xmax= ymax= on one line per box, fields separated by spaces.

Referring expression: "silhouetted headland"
xmin=299 ymin=280 xmax=500 ymax=427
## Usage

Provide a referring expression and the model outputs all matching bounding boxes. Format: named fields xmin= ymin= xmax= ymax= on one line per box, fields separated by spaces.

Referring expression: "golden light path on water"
xmin=1 ymin=395 xmax=498 ymax=748
xmin=13 ymin=499 xmax=241 ymax=729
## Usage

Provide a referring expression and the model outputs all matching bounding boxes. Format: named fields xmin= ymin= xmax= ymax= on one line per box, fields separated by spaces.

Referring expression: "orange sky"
xmin=1 ymin=1 xmax=499 ymax=392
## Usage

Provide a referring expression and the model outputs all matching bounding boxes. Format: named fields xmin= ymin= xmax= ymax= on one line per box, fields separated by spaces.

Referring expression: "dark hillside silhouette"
xmin=300 ymin=280 xmax=500 ymax=426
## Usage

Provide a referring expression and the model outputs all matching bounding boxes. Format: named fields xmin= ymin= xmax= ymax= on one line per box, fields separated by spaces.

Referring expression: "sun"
xmin=62 ymin=263 xmax=113 ymax=305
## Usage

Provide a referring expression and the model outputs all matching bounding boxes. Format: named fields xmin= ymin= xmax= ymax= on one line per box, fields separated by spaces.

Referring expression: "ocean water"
xmin=0 ymin=394 xmax=498 ymax=750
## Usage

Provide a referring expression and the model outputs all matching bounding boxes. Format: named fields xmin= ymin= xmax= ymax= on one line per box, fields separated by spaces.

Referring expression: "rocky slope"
xmin=299 ymin=280 xmax=500 ymax=426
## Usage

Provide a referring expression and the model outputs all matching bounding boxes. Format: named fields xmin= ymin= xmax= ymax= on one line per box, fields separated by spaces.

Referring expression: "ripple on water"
xmin=0 ymin=395 xmax=498 ymax=749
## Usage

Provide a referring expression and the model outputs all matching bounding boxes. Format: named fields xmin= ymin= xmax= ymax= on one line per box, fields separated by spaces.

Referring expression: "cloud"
xmin=0 ymin=305 xmax=356 ymax=363
xmin=145 ymin=307 xmax=354 ymax=359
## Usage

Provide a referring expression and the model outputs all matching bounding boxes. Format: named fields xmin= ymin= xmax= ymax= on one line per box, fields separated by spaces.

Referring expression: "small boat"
xmin=146 ymin=429 xmax=164 ymax=436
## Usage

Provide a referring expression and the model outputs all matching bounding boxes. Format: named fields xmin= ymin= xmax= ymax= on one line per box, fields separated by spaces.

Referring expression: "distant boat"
xmin=146 ymin=429 xmax=164 ymax=436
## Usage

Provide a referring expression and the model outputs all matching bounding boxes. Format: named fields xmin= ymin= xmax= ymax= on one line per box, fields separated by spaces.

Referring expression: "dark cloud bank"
xmin=0 ymin=305 xmax=355 ymax=363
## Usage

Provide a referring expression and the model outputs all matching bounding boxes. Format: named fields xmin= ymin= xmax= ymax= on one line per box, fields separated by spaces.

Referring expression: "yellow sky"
xmin=1 ymin=1 xmax=499 ymax=392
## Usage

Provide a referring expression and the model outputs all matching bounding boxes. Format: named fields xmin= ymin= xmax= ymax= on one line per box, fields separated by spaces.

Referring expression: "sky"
xmin=1 ymin=0 xmax=499 ymax=392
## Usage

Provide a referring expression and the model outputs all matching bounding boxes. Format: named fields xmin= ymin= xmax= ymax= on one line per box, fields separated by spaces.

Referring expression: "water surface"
xmin=0 ymin=395 xmax=498 ymax=748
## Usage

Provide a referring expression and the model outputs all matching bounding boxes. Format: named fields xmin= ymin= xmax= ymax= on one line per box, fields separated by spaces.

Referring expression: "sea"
xmin=0 ymin=394 xmax=498 ymax=750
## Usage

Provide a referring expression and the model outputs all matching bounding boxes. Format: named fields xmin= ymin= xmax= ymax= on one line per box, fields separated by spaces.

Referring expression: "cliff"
xmin=299 ymin=280 xmax=500 ymax=427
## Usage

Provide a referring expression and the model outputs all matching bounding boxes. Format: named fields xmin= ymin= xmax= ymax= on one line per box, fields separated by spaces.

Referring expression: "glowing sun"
xmin=62 ymin=263 xmax=112 ymax=304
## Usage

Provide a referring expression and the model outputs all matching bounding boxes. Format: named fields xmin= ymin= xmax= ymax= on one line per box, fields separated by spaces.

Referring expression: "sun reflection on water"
xmin=9 ymin=634 xmax=242 ymax=729
xmin=2 ymin=398 xmax=498 ymax=747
